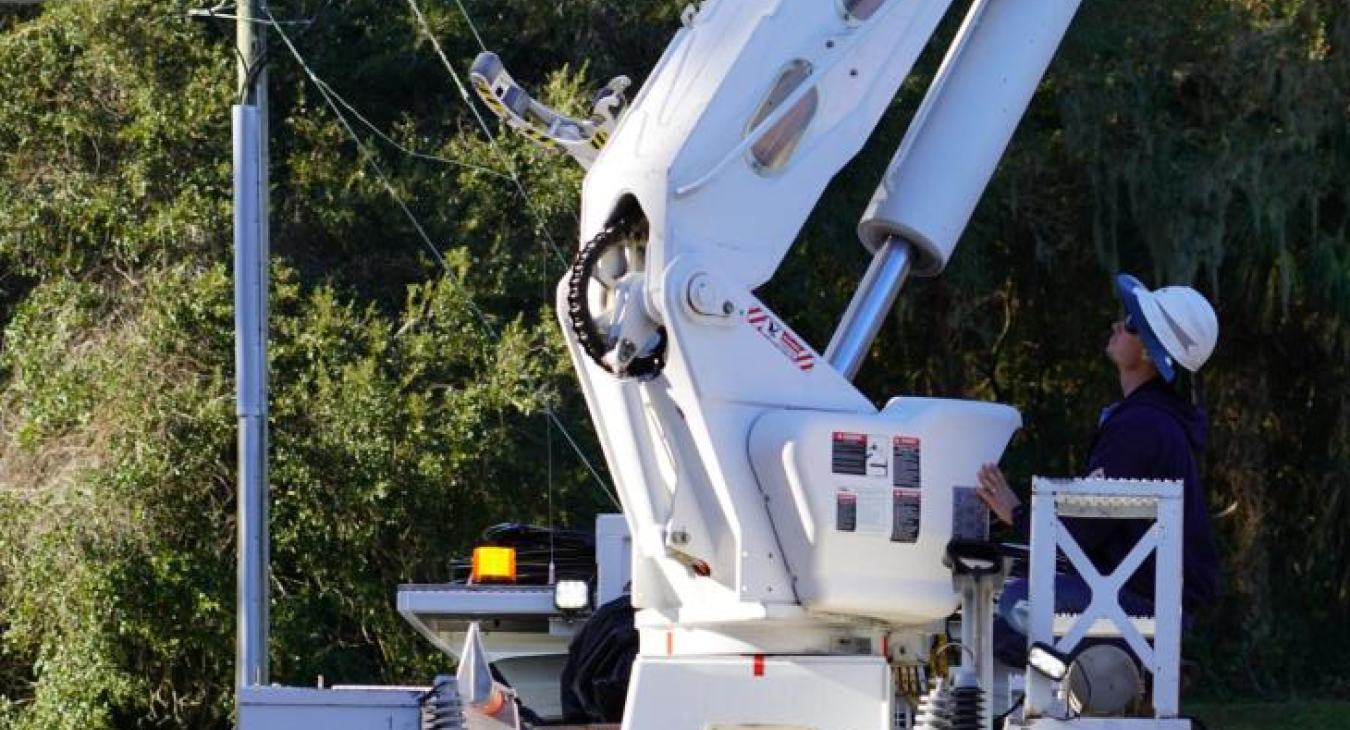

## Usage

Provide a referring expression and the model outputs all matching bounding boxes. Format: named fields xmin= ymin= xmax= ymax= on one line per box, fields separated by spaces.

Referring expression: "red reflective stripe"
xmin=481 ymin=689 xmax=505 ymax=716
xmin=753 ymin=654 xmax=765 ymax=677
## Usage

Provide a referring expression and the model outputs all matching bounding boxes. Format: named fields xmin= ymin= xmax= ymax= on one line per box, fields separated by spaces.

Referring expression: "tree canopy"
xmin=0 ymin=0 xmax=1345 ymax=727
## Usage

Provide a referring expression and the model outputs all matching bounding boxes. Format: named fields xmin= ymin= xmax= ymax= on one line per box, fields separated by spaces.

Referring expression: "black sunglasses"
xmin=1123 ymin=315 xmax=1139 ymax=335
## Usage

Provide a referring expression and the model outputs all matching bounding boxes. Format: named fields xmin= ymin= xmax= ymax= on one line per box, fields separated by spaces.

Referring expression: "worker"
xmin=976 ymin=274 xmax=1221 ymax=668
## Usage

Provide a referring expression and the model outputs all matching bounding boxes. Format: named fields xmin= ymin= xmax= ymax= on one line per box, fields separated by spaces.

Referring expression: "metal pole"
xmin=824 ymin=236 xmax=914 ymax=380
xmin=235 ymin=0 xmax=270 ymax=690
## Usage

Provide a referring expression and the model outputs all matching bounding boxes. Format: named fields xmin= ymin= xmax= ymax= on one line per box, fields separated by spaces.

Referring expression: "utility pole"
xmin=234 ymin=0 xmax=270 ymax=690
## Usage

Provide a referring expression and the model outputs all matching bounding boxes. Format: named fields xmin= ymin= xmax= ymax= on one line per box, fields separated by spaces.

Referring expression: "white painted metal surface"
xmin=1051 ymin=614 xmax=1157 ymax=638
xmin=749 ymin=397 xmax=1021 ymax=624
xmin=621 ymin=655 xmax=891 ymax=730
xmin=393 ymin=517 xmax=631 ymax=721
xmin=635 ymin=607 xmax=896 ymax=656
xmin=596 ymin=514 xmax=632 ymax=606
xmin=580 ymin=0 xmax=961 ymax=290
xmin=400 ymin=584 xmax=560 ymax=618
xmin=1010 ymin=721 xmax=1192 ymax=730
xmin=237 ymin=686 xmax=422 ymax=730
xmin=553 ymin=0 xmax=1089 ymax=726
xmin=230 ymin=0 xmax=1205 ymax=726
xmin=397 ymin=584 xmax=578 ymax=718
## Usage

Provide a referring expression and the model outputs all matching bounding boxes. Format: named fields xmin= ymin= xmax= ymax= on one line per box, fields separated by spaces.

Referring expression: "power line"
xmin=444 ymin=0 xmax=572 ymax=535
xmin=419 ymin=0 xmax=585 ymax=240
xmin=263 ymin=5 xmax=619 ymax=509
xmin=268 ymin=7 xmax=465 ymax=302
xmin=452 ymin=0 xmax=488 ymax=53
xmin=403 ymin=0 xmax=574 ymax=270
xmin=311 ymin=75 xmax=508 ymax=179
xmin=398 ymin=0 xmax=619 ymax=512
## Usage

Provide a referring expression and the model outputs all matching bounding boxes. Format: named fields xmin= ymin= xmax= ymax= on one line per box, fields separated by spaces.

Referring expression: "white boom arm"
xmin=547 ymin=0 xmax=1082 ymax=727
xmin=562 ymin=0 xmax=1078 ymax=618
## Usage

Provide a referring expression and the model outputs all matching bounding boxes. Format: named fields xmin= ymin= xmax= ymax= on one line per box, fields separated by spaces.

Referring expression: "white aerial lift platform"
xmin=237 ymin=0 xmax=1202 ymax=727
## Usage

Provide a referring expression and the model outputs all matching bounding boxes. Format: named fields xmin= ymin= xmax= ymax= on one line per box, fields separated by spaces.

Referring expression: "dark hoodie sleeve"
xmin=1012 ymin=503 xmax=1031 ymax=539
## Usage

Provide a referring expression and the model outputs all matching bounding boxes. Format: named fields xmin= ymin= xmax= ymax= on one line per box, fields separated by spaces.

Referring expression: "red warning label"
xmin=891 ymin=489 xmax=921 ymax=543
xmin=836 ymin=489 xmax=858 ymax=532
xmin=892 ymin=436 xmax=921 ymax=490
xmin=832 ymin=432 xmax=867 ymax=475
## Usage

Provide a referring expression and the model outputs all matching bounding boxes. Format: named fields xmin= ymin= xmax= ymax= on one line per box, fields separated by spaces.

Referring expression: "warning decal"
xmin=832 ymin=432 xmax=891 ymax=479
xmin=891 ymin=489 xmax=921 ymax=543
xmin=832 ymin=432 xmax=867 ymax=475
xmin=865 ymin=435 xmax=890 ymax=479
xmin=836 ymin=486 xmax=889 ymax=535
xmin=892 ymin=436 xmax=921 ymax=490
xmin=746 ymin=306 xmax=817 ymax=371
xmin=836 ymin=489 xmax=857 ymax=532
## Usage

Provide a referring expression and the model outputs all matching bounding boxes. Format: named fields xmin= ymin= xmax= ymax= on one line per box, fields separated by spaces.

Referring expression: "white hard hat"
xmin=1115 ymin=274 xmax=1218 ymax=381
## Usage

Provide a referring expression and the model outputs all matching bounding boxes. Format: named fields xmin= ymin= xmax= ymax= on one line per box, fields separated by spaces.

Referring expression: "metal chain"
xmin=566 ymin=219 xmax=666 ymax=379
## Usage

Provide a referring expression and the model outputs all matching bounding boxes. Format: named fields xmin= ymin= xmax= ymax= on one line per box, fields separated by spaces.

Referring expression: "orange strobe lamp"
xmin=471 ymin=546 xmax=517 ymax=583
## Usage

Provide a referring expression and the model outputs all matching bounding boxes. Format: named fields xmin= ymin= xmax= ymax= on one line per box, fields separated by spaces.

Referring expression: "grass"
xmin=1185 ymin=702 xmax=1350 ymax=730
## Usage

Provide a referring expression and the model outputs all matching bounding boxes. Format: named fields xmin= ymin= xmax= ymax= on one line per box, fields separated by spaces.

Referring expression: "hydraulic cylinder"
xmin=857 ymin=0 xmax=1084 ymax=276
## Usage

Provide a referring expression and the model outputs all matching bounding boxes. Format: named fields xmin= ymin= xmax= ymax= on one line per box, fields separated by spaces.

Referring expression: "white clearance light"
xmin=1027 ymin=641 xmax=1070 ymax=681
xmin=554 ymin=580 xmax=590 ymax=611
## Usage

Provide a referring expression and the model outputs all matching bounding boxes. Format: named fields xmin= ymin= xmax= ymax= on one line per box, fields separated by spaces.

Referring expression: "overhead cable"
xmin=311 ymin=74 xmax=508 ymax=179
xmin=426 ymin=0 xmax=610 ymax=526
xmin=452 ymin=0 xmax=489 ymax=53
xmin=262 ymin=5 xmax=620 ymax=509
xmin=403 ymin=0 xmax=575 ymax=269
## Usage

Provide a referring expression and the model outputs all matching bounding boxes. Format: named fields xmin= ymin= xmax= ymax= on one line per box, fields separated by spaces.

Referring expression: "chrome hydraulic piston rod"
xmin=825 ymin=236 xmax=914 ymax=380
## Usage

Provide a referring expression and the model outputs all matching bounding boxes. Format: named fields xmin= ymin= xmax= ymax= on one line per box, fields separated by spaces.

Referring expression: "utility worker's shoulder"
xmin=1101 ymin=400 xmax=1198 ymax=478
xmin=1101 ymin=402 xmax=1174 ymax=440
xmin=1090 ymin=404 xmax=1173 ymax=479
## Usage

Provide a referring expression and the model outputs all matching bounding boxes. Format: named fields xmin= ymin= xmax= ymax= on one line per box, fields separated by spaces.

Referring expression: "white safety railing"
xmin=1023 ymin=477 xmax=1184 ymax=721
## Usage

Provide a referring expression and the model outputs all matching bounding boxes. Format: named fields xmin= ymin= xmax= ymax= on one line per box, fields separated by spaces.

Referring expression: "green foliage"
xmin=1186 ymin=701 xmax=1350 ymax=730
xmin=0 ymin=2 xmax=602 ymax=725
xmin=0 ymin=261 xmax=583 ymax=726
xmin=0 ymin=1 xmax=232 ymax=279
xmin=0 ymin=0 xmax=1345 ymax=726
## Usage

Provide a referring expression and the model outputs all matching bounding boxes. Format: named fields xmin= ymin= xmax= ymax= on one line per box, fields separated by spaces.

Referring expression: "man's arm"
xmin=979 ymin=411 xmax=1164 ymax=542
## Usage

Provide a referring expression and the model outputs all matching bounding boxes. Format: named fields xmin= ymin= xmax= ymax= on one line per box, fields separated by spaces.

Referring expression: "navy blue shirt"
xmin=1017 ymin=378 xmax=1220 ymax=612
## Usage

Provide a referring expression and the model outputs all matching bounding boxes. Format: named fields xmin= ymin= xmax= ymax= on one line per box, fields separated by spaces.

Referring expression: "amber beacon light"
xmin=470 ymin=546 xmax=517 ymax=583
